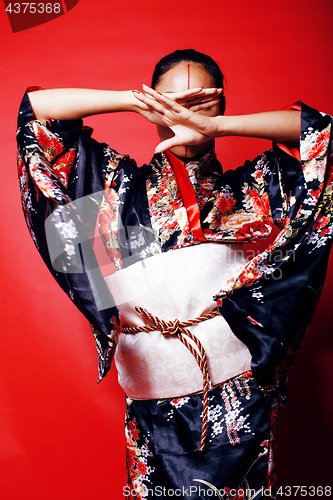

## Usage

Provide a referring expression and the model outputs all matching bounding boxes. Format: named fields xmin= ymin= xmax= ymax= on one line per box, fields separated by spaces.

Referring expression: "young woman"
xmin=17 ymin=49 xmax=333 ymax=499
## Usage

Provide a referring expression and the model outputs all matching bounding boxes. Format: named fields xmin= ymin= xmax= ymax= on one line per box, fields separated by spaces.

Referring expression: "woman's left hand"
xmin=133 ymin=85 xmax=222 ymax=152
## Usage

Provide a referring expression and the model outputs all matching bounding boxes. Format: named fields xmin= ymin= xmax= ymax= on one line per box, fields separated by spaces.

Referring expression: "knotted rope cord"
xmin=122 ymin=305 xmax=220 ymax=451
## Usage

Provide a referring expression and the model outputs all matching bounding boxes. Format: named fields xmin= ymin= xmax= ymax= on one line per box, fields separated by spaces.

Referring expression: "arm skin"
xmin=27 ymin=87 xmax=222 ymax=121
xmin=28 ymin=87 xmax=300 ymax=151
xmin=214 ymin=110 xmax=300 ymax=143
xmin=28 ymin=89 xmax=141 ymax=120
xmin=134 ymin=85 xmax=301 ymax=152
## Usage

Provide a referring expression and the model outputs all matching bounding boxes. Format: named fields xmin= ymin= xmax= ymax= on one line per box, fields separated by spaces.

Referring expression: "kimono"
xmin=17 ymin=88 xmax=333 ymax=499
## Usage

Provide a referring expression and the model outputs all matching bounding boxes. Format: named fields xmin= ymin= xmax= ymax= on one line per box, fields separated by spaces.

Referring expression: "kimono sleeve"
xmin=215 ymin=102 xmax=333 ymax=399
xmin=17 ymin=88 xmax=121 ymax=381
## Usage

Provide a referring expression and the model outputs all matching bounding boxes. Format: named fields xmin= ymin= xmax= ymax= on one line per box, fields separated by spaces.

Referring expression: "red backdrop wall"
xmin=1 ymin=1 xmax=332 ymax=498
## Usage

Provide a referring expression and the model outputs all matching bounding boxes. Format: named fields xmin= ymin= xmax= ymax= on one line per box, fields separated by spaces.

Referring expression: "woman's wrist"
xmin=210 ymin=115 xmax=227 ymax=138
xmin=211 ymin=110 xmax=300 ymax=143
xmin=108 ymin=90 xmax=141 ymax=113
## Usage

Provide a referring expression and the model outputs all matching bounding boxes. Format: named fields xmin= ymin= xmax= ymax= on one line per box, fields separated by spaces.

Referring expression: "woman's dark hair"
xmin=151 ymin=49 xmax=226 ymax=114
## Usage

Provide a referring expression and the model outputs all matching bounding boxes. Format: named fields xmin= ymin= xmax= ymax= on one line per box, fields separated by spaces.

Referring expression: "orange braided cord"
xmin=122 ymin=306 xmax=220 ymax=451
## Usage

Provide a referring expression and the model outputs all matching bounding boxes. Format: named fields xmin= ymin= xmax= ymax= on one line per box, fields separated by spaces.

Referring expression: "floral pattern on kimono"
xmin=17 ymin=90 xmax=333 ymax=398
xmin=124 ymin=373 xmax=277 ymax=499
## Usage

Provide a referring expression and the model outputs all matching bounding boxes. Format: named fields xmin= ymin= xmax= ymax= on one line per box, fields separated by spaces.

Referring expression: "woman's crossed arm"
xmin=134 ymin=85 xmax=301 ymax=152
xmin=28 ymin=87 xmax=221 ymax=122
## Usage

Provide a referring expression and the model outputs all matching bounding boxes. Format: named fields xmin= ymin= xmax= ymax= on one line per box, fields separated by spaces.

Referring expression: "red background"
xmin=1 ymin=1 xmax=333 ymax=498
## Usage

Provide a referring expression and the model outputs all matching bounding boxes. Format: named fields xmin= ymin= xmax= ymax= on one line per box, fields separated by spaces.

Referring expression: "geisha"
xmin=17 ymin=49 xmax=333 ymax=499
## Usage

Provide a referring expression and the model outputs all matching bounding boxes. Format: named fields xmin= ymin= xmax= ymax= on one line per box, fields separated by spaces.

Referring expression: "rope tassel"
xmin=122 ymin=305 xmax=220 ymax=451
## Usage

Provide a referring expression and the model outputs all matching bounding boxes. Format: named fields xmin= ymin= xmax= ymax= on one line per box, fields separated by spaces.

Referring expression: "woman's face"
xmin=154 ymin=62 xmax=220 ymax=158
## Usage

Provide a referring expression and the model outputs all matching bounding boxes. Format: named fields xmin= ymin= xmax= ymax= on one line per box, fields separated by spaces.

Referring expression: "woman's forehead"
xmin=155 ymin=62 xmax=216 ymax=92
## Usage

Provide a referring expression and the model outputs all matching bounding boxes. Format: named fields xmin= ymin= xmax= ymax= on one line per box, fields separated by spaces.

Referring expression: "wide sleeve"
xmin=17 ymin=88 xmax=124 ymax=381
xmin=215 ymin=102 xmax=333 ymax=400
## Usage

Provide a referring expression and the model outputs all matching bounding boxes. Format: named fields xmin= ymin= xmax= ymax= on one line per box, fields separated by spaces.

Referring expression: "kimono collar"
xmin=170 ymin=142 xmax=216 ymax=165
xmin=165 ymin=149 xmax=207 ymax=242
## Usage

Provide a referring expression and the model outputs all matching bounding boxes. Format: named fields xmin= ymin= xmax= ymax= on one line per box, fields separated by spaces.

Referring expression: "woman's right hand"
xmin=134 ymin=87 xmax=222 ymax=126
xmin=133 ymin=85 xmax=223 ymax=151
xmin=134 ymin=85 xmax=301 ymax=151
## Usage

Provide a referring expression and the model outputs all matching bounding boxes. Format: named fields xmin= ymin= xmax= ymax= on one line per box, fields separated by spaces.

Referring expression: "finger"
xmin=132 ymin=90 xmax=166 ymax=114
xmin=182 ymin=96 xmax=220 ymax=108
xmin=170 ymin=87 xmax=204 ymax=98
xmin=175 ymin=90 xmax=223 ymax=108
xmin=168 ymin=87 xmax=223 ymax=101
xmin=155 ymin=87 xmax=204 ymax=101
xmin=142 ymin=86 xmax=188 ymax=115
xmin=142 ymin=84 xmax=175 ymax=104
xmin=180 ymin=88 xmax=222 ymax=99
xmin=142 ymin=85 xmax=186 ymax=106
xmin=189 ymin=98 xmax=221 ymax=112
xmin=155 ymin=136 xmax=180 ymax=153
xmin=196 ymin=88 xmax=223 ymax=96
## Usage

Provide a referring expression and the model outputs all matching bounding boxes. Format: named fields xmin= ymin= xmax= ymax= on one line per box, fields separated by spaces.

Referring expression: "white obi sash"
xmin=104 ymin=243 xmax=252 ymax=400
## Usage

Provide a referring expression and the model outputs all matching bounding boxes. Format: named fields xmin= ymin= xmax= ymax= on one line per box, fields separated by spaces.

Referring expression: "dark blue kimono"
xmin=17 ymin=89 xmax=333 ymax=498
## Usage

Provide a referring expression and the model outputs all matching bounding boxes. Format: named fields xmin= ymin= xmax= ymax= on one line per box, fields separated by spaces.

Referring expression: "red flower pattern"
xmin=34 ymin=123 xmax=64 ymax=157
xmin=313 ymin=215 xmax=330 ymax=230
xmin=307 ymin=129 xmax=330 ymax=160
xmin=238 ymin=267 xmax=262 ymax=285
xmin=215 ymin=194 xmax=236 ymax=213
xmin=128 ymin=420 xmax=139 ymax=440
xmin=250 ymin=190 xmax=270 ymax=216
xmin=53 ymin=150 xmax=76 ymax=188
xmin=136 ymin=462 xmax=147 ymax=476
xmin=235 ymin=219 xmax=273 ymax=240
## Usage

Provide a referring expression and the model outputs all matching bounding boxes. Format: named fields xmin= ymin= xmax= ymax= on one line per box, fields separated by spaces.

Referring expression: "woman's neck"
xmin=168 ymin=140 xmax=214 ymax=163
